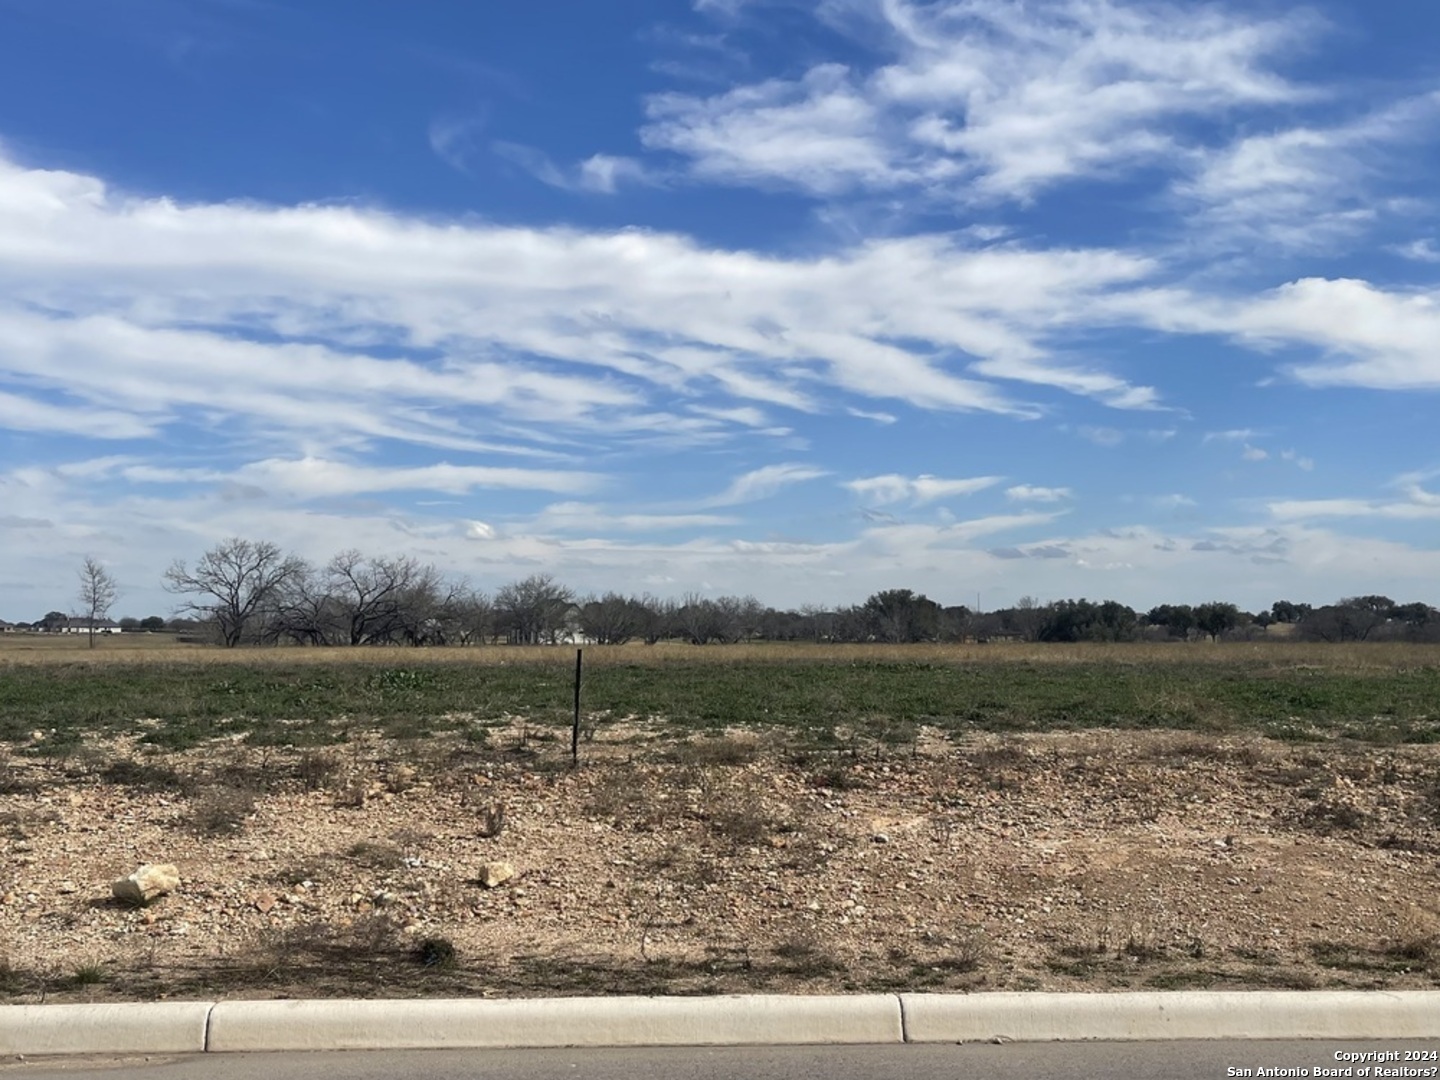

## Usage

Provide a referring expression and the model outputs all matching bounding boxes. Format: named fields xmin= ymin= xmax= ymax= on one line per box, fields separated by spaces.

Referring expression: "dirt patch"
xmin=2 ymin=725 xmax=1438 ymax=1001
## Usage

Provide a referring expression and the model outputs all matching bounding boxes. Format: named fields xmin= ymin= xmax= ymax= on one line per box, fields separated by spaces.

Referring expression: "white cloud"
xmin=1152 ymin=494 xmax=1197 ymax=509
xmin=0 ymin=147 xmax=1176 ymax=455
xmin=1176 ymin=94 xmax=1440 ymax=251
xmin=429 ymin=113 xmax=488 ymax=174
xmin=1204 ymin=428 xmax=1261 ymax=443
xmin=1210 ymin=278 xmax=1440 ymax=391
xmin=1241 ymin=445 xmax=1268 ymax=462
xmin=846 ymin=473 xmax=1001 ymax=506
xmin=0 ymin=389 xmax=158 ymax=439
xmin=1393 ymin=239 xmax=1440 ymax=263
xmin=1280 ymin=449 xmax=1314 ymax=471
xmin=846 ymin=406 xmax=897 ymax=424
xmin=1006 ymin=485 xmax=1072 ymax=503
xmin=1077 ymin=426 xmax=1124 ymax=447
xmin=111 ymin=456 xmax=603 ymax=499
xmin=495 ymin=142 xmax=656 ymax=193
xmin=1267 ymin=486 xmax=1440 ymax=521
xmin=530 ymin=501 xmax=738 ymax=533
xmin=576 ymin=154 xmax=655 ymax=193
xmin=702 ymin=463 xmax=829 ymax=507
xmin=1403 ymin=483 xmax=1440 ymax=507
xmin=648 ymin=0 xmax=1311 ymax=203
xmin=1121 ymin=276 xmax=1440 ymax=393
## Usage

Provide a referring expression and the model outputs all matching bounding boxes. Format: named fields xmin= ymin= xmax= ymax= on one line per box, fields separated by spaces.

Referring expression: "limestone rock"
xmin=112 ymin=864 xmax=180 ymax=906
xmin=479 ymin=861 xmax=515 ymax=888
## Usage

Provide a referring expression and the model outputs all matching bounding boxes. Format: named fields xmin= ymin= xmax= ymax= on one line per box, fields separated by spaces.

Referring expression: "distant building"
xmin=61 ymin=618 xmax=123 ymax=634
xmin=0 ymin=619 xmax=14 ymax=633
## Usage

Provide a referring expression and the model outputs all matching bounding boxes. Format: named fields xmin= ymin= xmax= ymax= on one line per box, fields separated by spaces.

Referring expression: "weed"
xmin=772 ymin=933 xmax=843 ymax=976
xmin=1383 ymin=930 xmax=1439 ymax=968
xmin=69 ymin=963 xmax=107 ymax=987
xmin=0 ymin=954 xmax=24 ymax=995
xmin=274 ymin=858 xmax=331 ymax=886
xmin=346 ymin=840 xmax=405 ymax=870
xmin=477 ymin=801 xmax=506 ymax=839
xmin=1300 ymin=798 xmax=1370 ymax=833
xmin=810 ymin=764 xmax=865 ymax=791
xmin=100 ymin=757 xmax=192 ymax=794
xmin=189 ymin=785 xmax=257 ymax=835
xmin=295 ymin=749 xmax=342 ymax=791
xmin=932 ymin=931 xmax=988 ymax=974
xmin=668 ymin=735 xmax=758 ymax=767
xmin=413 ymin=937 xmax=458 ymax=970
xmin=251 ymin=914 xmax=406 ymax=978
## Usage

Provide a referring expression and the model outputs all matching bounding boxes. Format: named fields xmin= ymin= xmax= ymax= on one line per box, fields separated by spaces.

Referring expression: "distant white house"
xmin=61 ymin=618 xmax=123 ymax=634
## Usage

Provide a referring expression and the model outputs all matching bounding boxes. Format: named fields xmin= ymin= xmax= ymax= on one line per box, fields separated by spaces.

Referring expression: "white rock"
xmin=112 ymin=864 xmax=180 ymax=906
xmin=479 ymin=861 xmax=516 ymax=888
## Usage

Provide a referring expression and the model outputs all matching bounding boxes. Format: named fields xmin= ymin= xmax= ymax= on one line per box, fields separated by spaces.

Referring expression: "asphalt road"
xmin=7 ymin=1042 xmax=1438 ymax=1080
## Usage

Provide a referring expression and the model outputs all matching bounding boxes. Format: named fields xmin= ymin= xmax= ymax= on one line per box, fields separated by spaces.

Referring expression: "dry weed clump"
xmin=189 ymin=785 xmax=257 ymax=835
xmin=242 ymin=914 xmax=408 ymax=981
xmin=345 ymin=840 xmax=406 ymax=870
xmin=294 ymin=749 xmax=342 ymax=791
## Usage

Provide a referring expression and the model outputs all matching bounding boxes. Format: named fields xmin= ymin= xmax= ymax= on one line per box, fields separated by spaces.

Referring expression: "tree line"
xmin=33 ymin=538 xmax=1440 ymax=647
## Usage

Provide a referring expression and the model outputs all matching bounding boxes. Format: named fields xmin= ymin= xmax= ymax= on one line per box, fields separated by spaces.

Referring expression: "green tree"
xmin=1194 ymin=601 xmax=1240 ymax=642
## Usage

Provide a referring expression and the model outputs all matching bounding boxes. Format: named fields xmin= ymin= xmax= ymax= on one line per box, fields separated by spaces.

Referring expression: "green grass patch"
xmin=2 ymin=646 xmax=1438 ymax=750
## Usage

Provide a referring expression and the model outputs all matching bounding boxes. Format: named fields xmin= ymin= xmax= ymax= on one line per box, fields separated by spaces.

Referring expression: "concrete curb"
xmin=205 ymin=994 xmax=902 ymax=1052
xmin=0 ymin=1002 xmax=212 ymax=1056
xmin=4 ymin=992 xmax=1438 ymax=1056
xmin=900 ymin=991 xmax=1440 ymax=1043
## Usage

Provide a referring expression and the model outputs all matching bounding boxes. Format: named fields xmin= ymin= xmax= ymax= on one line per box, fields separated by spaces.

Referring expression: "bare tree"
xmin=164 ymin=538 xmax=308 ymax=647
xmin=446 ymin=586 xmax=494 ymax=645
xmin=76 ymin=556 xmax=119 ymax=650
xmin=636 ymin=594 xmax=675 ymax=645
xmin=323 ymin=550 xmax=439 ymax=646
xmin=494 ymin=574 xmax=574 ymax=645
xmin=577 ymin=592 xmax=647 ymax=645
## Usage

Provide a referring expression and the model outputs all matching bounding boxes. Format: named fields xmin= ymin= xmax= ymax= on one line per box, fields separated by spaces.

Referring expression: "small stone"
xmin=253 ymin=891 xmax=277 ymax=914
xmin=872 ymin=833 xmax=891 ymax=844
xmin=479 ymin=861 xmax=516 ymax=888
xmin=56 ymin=882 xmax=78 ymax=895
xmin=112 ymin=864 xmax=180 ymax=906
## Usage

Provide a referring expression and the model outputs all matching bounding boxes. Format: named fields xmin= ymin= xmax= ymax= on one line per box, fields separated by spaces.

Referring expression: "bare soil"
xmin=3 ymin=723 xmax=1438 ymax=1002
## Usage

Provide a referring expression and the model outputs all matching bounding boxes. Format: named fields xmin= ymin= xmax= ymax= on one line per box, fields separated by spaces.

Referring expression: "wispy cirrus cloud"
xmin=701 ymin=463 xmax=829 ymax=507
xmin=493 ymin=141 xmax=655 ymax=193
xmin=1006 ymin=484 xmax=1072 ymax=503
xmin=647 ymin=0 xmax=1313 ymax=203
xmin=529 ymin=501 xmax=737 ymax=533
xmin=69 ymin=456 xmax=605 ymax=499
xmin=0 ymin=145 xmax=1180 ymax=458
xmin=1175 ymin=93 xmax=1440 ymax=252
xmin=845 ymin=473 xmax=1001 ymax=506
xmin=428 ymin=111 xmax=490 ymax=174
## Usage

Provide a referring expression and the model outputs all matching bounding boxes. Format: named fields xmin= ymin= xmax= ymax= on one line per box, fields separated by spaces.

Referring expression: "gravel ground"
xmin=3 ymin=723 xmax=1438 ymax=1001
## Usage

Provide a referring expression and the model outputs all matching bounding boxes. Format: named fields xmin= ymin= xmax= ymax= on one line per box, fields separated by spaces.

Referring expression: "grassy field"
xmin=2 ymin=639 xmax=1438 ymax=751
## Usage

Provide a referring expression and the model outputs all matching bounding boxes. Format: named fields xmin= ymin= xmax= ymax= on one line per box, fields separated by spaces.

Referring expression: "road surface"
xmin=7 ymin=1041 xmax=1438 ymax=1080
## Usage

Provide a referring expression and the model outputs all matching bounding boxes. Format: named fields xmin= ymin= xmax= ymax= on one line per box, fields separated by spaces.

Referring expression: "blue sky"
xmin=2 ymin=0 xmax=1439 ymax=620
